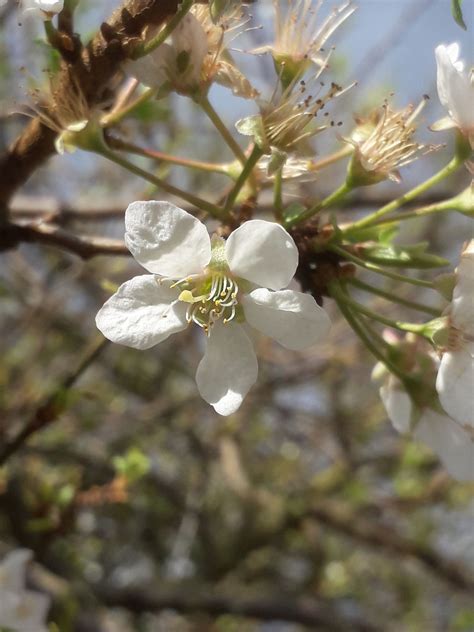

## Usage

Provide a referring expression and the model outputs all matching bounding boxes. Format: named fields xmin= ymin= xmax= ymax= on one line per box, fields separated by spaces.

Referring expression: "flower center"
xmin=175 ymin=272 xmax=240 ymax=334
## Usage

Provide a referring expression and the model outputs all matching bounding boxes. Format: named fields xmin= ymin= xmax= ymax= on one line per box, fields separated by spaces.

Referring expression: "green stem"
xmin=285 ymin=181 xmax=352 ymax=228
xmin=224 ymin=146 xmax=262 ymax=211
xmin=131 ymin=0 xmax=194 ymax=59
xmin=97 ymin=147 xmax=223 ymax=218
xmin=273 ymin=167 xmax=283 ymax=218
xmin=347 ymin=277 xmax=440 ymax=317
xmin=330 ymin=245 xmax=434 ymax=289
xmin=329 ymin=282 xmax=409 ymax=383
xmin=109 ymin=137 xmax=229 ymax=175
xmin=334 ymin=287 xmax=428 ymax=335
xmin=364 ymin=198 xmax=470 ymax=227
xmin=311 ymin=145 xmax=353 ymax=171
xmin=200 ymin=96 xmax=247 ymax=165
xmin=347 ymin=156 xmax=463 ymax=231
xmin=102 ymin=88 xmax=157 ymax=127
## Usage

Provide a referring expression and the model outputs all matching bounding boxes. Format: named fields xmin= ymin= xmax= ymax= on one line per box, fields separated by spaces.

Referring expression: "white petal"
xmin=96 ymin=276 xmax=188 ymax=350
xmin=437 ymin=344 xmax=474 ymax=427
xmin=225 ymin=220 xmax=298 ymax=290
xmin=452 ymin=243 xmax=474 ymax=336
xmin=172 ymin=13 xmax=208 ymax=83
xmin=125 ymin=201 xmax=211 ymax=278
xmin=126 ymin=44 xmax=173 ymax=88
xmin=242 ymin=288 xmax=330 ymax=350
xmin=435 ymin=43 xmax=474 ymax=131
xmin=379 ymin=377 xmax=413 ymax=434
xmin=415 ymin=410 xmax=474 ymax=482
xmin=0 ymin=550 xmax=32 ymax=592
xmin=196 ymin=322 xmax=258 ymax=415
xmin=0 ymin=590 xmax=50 ymax=632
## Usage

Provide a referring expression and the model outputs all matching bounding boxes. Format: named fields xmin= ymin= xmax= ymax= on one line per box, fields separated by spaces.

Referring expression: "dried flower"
xmin=254 ymin=0 xmax=355 ymax=86
xmin=347 ymin=98 xmax=439 ymax=185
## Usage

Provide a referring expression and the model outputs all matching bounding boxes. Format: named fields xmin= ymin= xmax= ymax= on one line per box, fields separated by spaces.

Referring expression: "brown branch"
xmin=0 ymin=0 xmax=186 ymax=211
xmin=3 ymin=221 xmax=130 ymax=258
xmin=98 ymin=587 xmax=380 ymax=632
xmin=8 ymin=192 xmax=460 ymax=222
xmin=0 ymin=337 xmax=109 ymax=466
xmin=310 ymin=503 xmax=474 ymax=595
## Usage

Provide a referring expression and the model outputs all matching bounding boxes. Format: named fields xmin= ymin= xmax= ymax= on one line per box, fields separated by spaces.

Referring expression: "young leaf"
xmin=360 ymin=243 xmax=450 ymax=269
xmin=452 ymin=0 xmax=467 ymax=30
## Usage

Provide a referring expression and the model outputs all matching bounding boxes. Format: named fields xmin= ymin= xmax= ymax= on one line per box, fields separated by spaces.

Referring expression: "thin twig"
xmin=0 ymin=337 xmax=109 ymax=466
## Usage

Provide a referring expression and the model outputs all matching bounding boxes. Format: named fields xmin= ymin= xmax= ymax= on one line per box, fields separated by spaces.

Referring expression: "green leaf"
xmin=113 ymin=447 xmax=150 ymax=483
xmin=360 ymin=242 xmax=450 ymax=269
xmin=452 ymin=0 xmax=467 ymax=29
xmin=343 ymin=224 xmax=399 ymax=244
xmin=235 ymin=115 xmax=268 ymax=151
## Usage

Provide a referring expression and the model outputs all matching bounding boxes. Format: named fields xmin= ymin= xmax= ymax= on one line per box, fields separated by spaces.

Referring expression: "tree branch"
xmin=98 ymin=587 xmax=380 ymax=632
xmin=0 ymin=337 xmax=109 ymax=466
xmin=2 ymin=221 xmax=130 ymax=258
xmin=310 ymin=503 xmax=474 ymax=594
xmin=0 ymin=0 xmax=185 ymax=210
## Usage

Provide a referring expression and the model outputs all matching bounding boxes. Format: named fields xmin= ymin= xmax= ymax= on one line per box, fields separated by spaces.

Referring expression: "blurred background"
xmin=0 ymin=1 xmax=473 ymax=630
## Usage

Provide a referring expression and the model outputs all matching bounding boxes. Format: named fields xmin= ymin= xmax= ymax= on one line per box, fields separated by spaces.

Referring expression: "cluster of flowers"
xmin=22 ymin=1 xmax=473 ymax=481
xmin=0 ymin=550 xmax=50 ymax=632
xmin=377 ymin=241 xmax=474 ymax=481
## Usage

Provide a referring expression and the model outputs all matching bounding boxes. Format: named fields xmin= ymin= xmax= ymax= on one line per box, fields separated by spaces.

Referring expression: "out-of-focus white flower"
xmin=253 ymin=0 xmax=355 ymax=85
xmin=432 ymin=43 xmax=474 ymax=147
xmin=96 ymin=202 xmax=331 ymax=416
xmin=21 ymin=0 xmax=64 ymax=20
xmin=0 ymin=549 xmax=50 ymax=632
xmin=379 ymin=374 xmax=474 ymax=481
xmin=236 ymin=76 xmax=350 ymax=172
xmin=346 ymin=98 xmax=439 ymax=185
xmin=376 ymin=336 xmax=474 ymax=482
xmin=436 ymin=240 xmax=474 ymax=427
xmin=127 ymin=5 xmax=256 ymax=98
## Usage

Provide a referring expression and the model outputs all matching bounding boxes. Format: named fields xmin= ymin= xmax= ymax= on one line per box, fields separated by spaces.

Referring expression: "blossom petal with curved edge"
xmin=451 ymin=241 xmax=474 ymax=337
xmin=21 ymin=0 xmax=64 ymax=18
xmin=225 ymin=220 xmax=298 ymax=290
xmin=96 ymin=276 xmax=188 ymax=350
xmin=435 ymin=43 xmax=474 ymax=133
xmin=379 ymin=378 xmax=413 ymax=434
xmin=196 ymin=322 xmax=258 ymax=416
xmin=437 ymin=343 xmax=474 ymax=428
xmin=0 ymin=549 xmax=32 ymax=592
xmin=172 ymin=12 xmax=208 ymax=83
xmin=242 ymin=288 xmax=330 ymax=350
xmin=414 ymin=410 xmax=474 ymax=482
xmin=125 ymin=201 xmax=211 ymax=278
xmin=126 ymin=43 xmax=173 ymax=89
xmin=0 ymin=589 xmax=50 ymax=632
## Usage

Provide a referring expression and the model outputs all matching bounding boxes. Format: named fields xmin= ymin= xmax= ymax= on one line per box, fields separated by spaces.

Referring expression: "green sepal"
xmin=343 ymin=224 xmax=399 ymax=244
xmin=267 ymin=148 xmax=287 ymax=175
xmin=433 ymin=272 xmax=456 ymax=301
xmin=282 ymin=202 xmax=308 ymax=226
xmin=359 ymin=242 xmax=450 ymax=269
xmin=235 ymin=115 xmax=269 ymax=151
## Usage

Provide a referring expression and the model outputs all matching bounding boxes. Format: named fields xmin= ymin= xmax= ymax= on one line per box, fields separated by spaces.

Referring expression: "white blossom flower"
xmin=96 ymin=202 xmax=331 ymax=416
xmin=127 ymin=5 xmax=256 ymax=98
xmin=21 ymin=0 xmax=64 ymax=20
xmin=379 ymin=373 xmax=474 ymax=482
xmin=432 ymin=43 xmax=474 ymax=146
xmin=346 ymin=98 xmax=439 ymax=185
xmin=376 ymin=331 xmax=474 ymax=483
xmin=0 ymin=549 xmax=50 ymax=632
xmin=436 ymin=240 xmax=474 ymax=427
xmin=253 ymin=0 xmax=355 ymax=85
